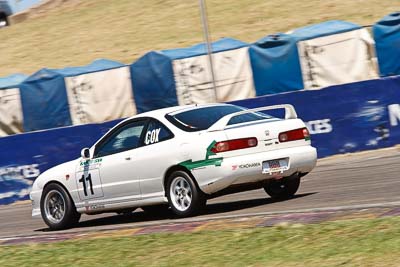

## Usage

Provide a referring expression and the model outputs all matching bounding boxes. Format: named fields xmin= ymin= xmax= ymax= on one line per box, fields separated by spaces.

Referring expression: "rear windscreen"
xmin=166 ymin=105 xmax=272 ymax=132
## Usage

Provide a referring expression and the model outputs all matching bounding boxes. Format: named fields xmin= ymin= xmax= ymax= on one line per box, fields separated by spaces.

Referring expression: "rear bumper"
xmin=193 ymin=145 xmax=317 ymax=195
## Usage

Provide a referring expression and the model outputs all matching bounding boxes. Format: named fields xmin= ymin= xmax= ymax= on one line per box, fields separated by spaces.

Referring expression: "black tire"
xmin=40 ymin=183 xmax=81 ymax=230
xmin=166 ymin=170 xmax=206 ymax=217
xmin=263 ymin=175 xmax=300 ymax=200
xmin=141 ymin=204 xmax=170 ymax=215
xmin=0 ymin=14 xmax=8 ymax=28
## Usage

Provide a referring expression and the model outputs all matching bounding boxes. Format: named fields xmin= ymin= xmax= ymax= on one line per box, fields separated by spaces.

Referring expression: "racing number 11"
xmin=79 ymin=174 xmax=94 ymax=196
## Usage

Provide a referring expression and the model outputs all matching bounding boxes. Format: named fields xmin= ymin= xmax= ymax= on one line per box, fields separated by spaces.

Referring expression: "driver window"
xmin=95 ymin=120 xmax=146 ymax=157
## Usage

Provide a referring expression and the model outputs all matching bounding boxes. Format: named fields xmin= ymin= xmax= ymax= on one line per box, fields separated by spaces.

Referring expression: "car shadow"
xmin=35 ymin=192 xmax=317 ymax=232
xmin=203 ymin=192 xmax=317 ymax=216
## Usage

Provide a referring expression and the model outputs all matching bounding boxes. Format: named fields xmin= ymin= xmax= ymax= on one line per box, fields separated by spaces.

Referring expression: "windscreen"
xmin=166 ymin=105 xmax=273 ymax=132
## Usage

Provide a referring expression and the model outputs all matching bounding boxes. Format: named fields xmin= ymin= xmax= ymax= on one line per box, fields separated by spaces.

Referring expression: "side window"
xmin=95 ymin=120 xmax=147 ymax=157
xmin=143 ymin=119 xmax=173 ymax=145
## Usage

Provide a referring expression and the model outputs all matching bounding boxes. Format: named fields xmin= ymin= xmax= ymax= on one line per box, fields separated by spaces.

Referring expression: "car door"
xmin=133 ymin=118 xmax=176 ymax=199
xmin=77 ymin=119 xmax=148 ymax=204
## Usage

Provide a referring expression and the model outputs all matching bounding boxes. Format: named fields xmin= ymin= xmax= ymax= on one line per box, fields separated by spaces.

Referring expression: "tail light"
xmin=279 ymin=128 xmax=310 ymax=143
xmin=211 ymin=137 xmax=258 ymax=153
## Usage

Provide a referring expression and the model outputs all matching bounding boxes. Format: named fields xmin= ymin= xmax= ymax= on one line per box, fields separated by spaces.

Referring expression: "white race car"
xmin=30 ymin=103 xmax=317 ymax=230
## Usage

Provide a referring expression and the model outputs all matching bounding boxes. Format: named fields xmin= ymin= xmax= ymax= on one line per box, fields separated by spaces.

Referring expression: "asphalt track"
xmin=0 ymin=147 xmax=399 ymax=239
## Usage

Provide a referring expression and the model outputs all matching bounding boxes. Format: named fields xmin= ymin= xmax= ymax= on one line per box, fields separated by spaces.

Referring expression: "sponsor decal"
xmin=180 ymin=141 xmax=223 ymax=170
xmin=0 ymin=164 xmax=40 ymax=205
xmin=305 ymin=103 xmax=399 ymax=137
xmin=239 ymin=163 xmax=261 ymax=169
xmin=389 ymin=104 xmax=400 ymax=127
xmin=305 ymin=119 xmax=332 ymax=134
xmin=145 ymin=128 xmax=161 ymax=144
xmin=86 ymin=204 xmax=105 ymax=211
xmin=80 ymin=158 xmax=102 ymax=166
xmin=0 ymin=164 xmax=40 ymax=179
xmin=232 ymin=163 xmax=261 ymax=170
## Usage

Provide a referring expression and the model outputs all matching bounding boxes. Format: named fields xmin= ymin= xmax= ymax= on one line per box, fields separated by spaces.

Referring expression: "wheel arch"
xmin=42 ymin=180 xmax=78 ymax=209
xmin=163 ymin=165 xmax=204 ymax=196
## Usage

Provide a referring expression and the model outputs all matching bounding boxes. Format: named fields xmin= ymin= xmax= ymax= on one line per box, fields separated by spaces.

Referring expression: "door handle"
xmin=125 ymin=157 xmax=131 ymax=161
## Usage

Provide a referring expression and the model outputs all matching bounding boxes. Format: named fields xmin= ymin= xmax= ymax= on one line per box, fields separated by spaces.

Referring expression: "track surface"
xmin=0 ymin=147 xmax=399 ymax=238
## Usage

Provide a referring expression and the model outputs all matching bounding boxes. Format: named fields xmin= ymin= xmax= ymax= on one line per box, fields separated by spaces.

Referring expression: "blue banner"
xmin=0 ymin=119 xmax=121 ymax=205
xmin=232 ymin=76 xmax=400 ymax=158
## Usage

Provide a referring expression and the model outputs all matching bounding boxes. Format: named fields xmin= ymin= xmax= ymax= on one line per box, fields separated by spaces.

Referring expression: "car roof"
xmin=102 ymin=103 xmax=239 ymax=139
xmin=127 ymin=103 xmax=235 ymax=120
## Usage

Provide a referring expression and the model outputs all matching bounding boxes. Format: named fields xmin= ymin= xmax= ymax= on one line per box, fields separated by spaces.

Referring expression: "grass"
xmin=1 ymin=216 xmax=400 ymax=266
xmin=0 ymin=0 xmax=398 ymax=77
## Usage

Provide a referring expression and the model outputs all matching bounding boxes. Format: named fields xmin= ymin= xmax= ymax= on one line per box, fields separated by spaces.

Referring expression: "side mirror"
xmin=81 ymin=148 xmax=91 ymax=159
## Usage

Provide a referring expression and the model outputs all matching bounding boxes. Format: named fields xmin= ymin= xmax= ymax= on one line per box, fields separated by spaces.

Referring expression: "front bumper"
xmin=193 ymin=145 xmax=317 ymax=195
xmin=30 ymin=189 xmax=42 ymax=217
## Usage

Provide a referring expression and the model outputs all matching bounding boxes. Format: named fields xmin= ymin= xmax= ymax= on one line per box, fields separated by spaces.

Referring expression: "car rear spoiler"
xmin=207 ymin=104 xmax=298 ymax=132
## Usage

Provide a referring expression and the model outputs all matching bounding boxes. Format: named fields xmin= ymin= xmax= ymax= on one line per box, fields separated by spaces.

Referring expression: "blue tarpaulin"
xmin=0 ymin=74 xmax=27 ymax=89
xmin=249 ymin=33 xmax=303 ymax=95
xmin=161 ymin=38 xmax=248 ymax=60
xmin=19 ymin=59 xmax=125 ymax=132
xmin=290 ymin=20 xmax=361 ymax=41
xmin=130 ymin=51 xmax=179 ymax=114
xmin=250 ymin=21 xmax=362 ymax=95
xmin=373 ymin=12 xmax=400 ymax=77
xmin=130 ymin=38 xmax=249 ymax=113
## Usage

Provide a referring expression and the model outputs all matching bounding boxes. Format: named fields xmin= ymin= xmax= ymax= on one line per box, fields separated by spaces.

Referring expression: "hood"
xmin=34 ymin=158 xmax=80 ymax=189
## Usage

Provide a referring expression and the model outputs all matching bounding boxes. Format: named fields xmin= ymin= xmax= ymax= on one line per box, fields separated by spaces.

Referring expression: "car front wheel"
xmin=40 ymin=183 xmax=81 ymax=230
xmin=263 ymin=175 xmax=300 ymax=200
xmin=166 ymin=171 xmax=206 ymax=217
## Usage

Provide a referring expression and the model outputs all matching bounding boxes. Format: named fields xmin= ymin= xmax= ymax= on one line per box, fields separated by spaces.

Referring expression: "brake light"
xmin=303 ymin=128 xmax=310 ymax=139
xmin=211 ymin=137 xmax=258 ymax=153
xmin=279 ymin=128 xmax=310 ymax=142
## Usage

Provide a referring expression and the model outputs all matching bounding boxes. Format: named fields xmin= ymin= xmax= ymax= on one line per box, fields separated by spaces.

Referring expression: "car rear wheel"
xmin=166 ymin=171 xmax=206 ymax=217
xmin=40 ymin=183 xmax=81 ymax=230
xmin=263 ymin=175 xmax=300 ymax=200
